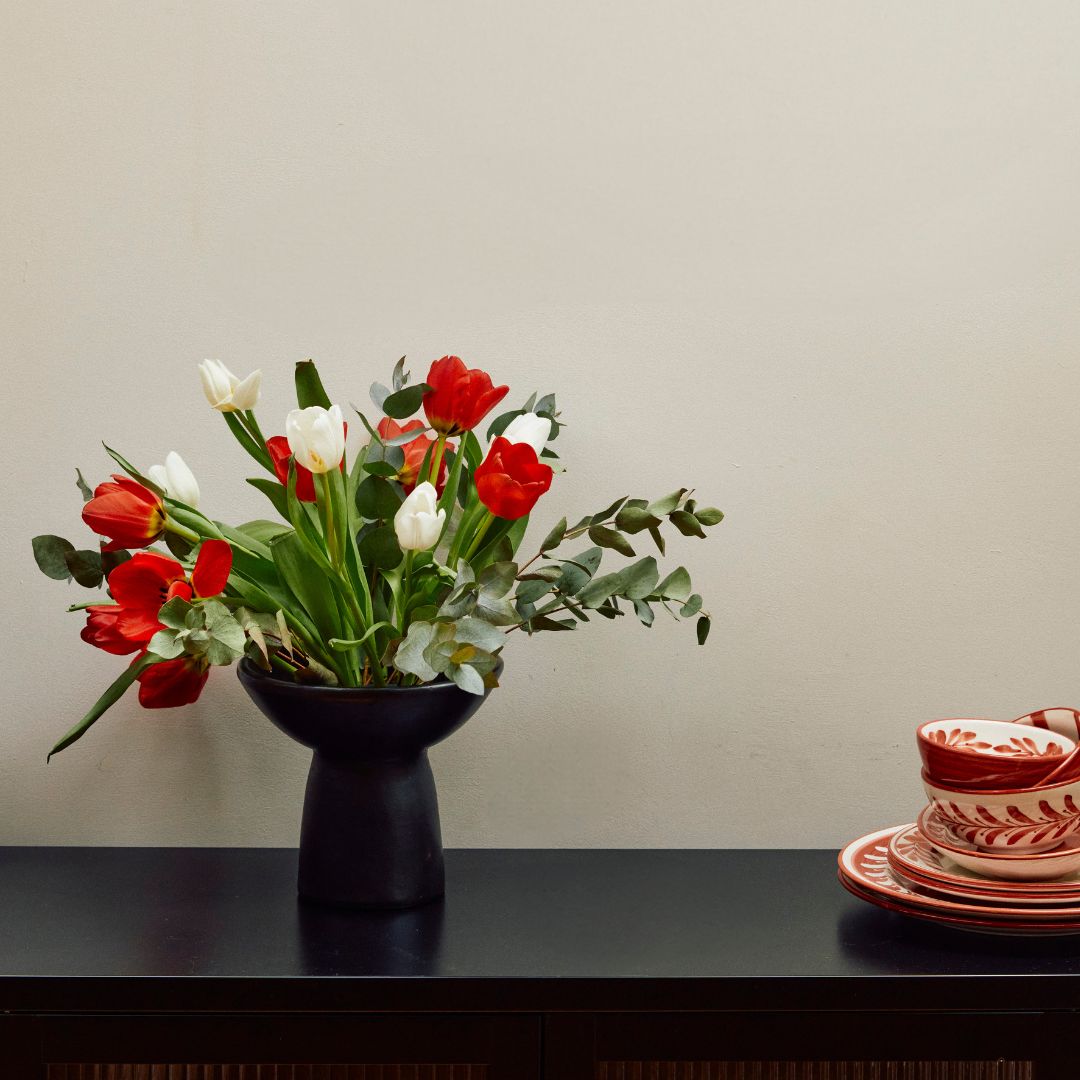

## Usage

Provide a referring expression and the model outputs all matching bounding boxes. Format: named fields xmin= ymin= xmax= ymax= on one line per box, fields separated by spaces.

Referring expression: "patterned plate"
xmin=838 ymin=872 xmax=1080 ymax=936
xmin=839 ymin=826 xmax=1080 ymax=925
xmin=886 ymin=831 xmax=1080 ymax=907
xmin=889 ymin=821 xmax=1080 ymax=896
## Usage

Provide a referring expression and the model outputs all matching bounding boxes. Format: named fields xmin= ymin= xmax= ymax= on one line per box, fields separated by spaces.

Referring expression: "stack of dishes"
xmin=839 ymin=708 xmax=1080 ymax=934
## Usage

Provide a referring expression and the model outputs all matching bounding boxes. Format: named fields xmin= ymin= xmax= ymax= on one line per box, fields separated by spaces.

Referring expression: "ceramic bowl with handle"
xmin=917 ymin=718 xmax=1073 ymax=789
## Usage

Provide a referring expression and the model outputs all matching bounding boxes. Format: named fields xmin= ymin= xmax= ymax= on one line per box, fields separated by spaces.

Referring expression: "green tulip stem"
xmin=164 ymin=517 xmax=201 ymax=544
xmin=446 ymin=493 xmax=481 ymax=567
xmin=463 ymin=510 xmax=496 ymax=561
xmin=317 ymin=472 xmax=342 ymax=570
xmin=401 ymin=549 xmax=415 ymax=629
xmin=428 ymin=433 xmax=447 ymax=488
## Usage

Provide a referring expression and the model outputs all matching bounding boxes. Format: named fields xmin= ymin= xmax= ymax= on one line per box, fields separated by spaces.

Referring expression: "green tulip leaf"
xmin=47 ymin=652 xmax=156 ymax=761
xmin=236 ymin=519 xmax=292 ymax=545
xmin=246 ymin=477 xmax=290 ymax=519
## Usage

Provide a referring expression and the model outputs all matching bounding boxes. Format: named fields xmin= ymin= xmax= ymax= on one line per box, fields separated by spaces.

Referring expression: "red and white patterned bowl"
xmin=917 ymin=718 xmax=1072 ymax=789
xmin=922 ymin=769 xmax=1080 ymax=853
xmin=916 ymin=805 xmax=1080 ymax=881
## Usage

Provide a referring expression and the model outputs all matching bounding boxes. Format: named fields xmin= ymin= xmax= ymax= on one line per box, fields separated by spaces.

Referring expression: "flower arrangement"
xmin=34 ymin=356 xmax=722 ymax=759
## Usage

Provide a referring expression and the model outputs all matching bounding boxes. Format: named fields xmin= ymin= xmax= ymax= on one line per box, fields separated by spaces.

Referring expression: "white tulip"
xmin=394 ymin=482 xmax=446 ymax=551
xmin=198 ymin=359 xmax=262 ymax=412
xmin=500 ymin=412 xmax=551 ymax=455
xmin=147 ymin=451 xmax=200 ymax=507
xmin=285 ymin=404 xmax=346 ymax=474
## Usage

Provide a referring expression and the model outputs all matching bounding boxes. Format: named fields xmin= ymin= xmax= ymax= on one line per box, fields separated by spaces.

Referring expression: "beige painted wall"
xmin=3 ymin=2 xmax=1080 ymax=848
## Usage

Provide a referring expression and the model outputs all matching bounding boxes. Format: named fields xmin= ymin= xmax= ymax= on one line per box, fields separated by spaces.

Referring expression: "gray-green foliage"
xmin=394 ymin=488 xmax=722 ymax=695
xmin=147 ymin=597 xmax=247 ymax=667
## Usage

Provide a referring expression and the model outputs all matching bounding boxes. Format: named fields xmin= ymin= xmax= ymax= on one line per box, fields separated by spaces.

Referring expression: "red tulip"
xmin=137 ymin=653 xmax=210 ymax=708
xmin=80 ymin=606 xmax=141 ymax=656
xmin=474 ymin=437 xmax=554 ymax=520
xmin=267 ymin=427 xmax=347 ymax=504
xmin=82 ymin=541 xmax=233 ymax=652
xmin=82 ymin=475 xmax=166 ymax=552
xmin=377 ymin=418 xmax=452 ymax=494
xmin=422 ymin=356 xmax=509 ymax=437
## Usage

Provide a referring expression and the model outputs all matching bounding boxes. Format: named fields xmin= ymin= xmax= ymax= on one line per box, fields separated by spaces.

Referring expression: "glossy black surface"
xmin=4 ymin=846 xmax=1080 ymax=1013
xmin=237 ymin=659 xmax=496 ymax=908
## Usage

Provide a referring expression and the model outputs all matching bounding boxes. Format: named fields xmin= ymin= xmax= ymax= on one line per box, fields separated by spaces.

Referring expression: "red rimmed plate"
xmin=838 ymin=871 xmax=1080 ymax=936
xmin=889 ymin=821 xmax=1080 ymax=895
xmin=917 ymin=804 xmax=1080 ymax=880
xmin=839 ymin=826 xmax=1080 ymax=927
xmin=886 ymin=826 xmax=1080 ymax=906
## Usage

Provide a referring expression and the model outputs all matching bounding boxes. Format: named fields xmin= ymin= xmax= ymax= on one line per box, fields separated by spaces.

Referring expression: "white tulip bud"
xmin=198 ymin=359 xmax=262 ymax=412
xmin=500 ymin=412 xmax=551 ymax=455
xmin=285 ymin=404 xmax=346 ymax=474
xmin=394 ymin=482 xmax=446 ymax=551
xmin=147 ymin=451 xmax=200 ymax=508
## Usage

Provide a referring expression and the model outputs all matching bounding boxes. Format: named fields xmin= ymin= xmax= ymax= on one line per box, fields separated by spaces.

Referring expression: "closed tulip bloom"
xmin=82 ymin=475 xmax=167 ymax=552
xmin=422 ymin=356 xmax=509 ymax=437
xmin=147 ymin=451 xmax=200 ymax=508
xmin=500 ymin=412 xmax=551 ymax=456
xmin=393 ymin=482 xmax=445 ymax=551
xmin=198 ymin=359 xmax=262 ymax=412
xmin=474 ymin=437 xmax=554 ymax=520
xmin=137 ymin=654 xmax=211 ymax=708
xmin=285 ymin=404 xmax=346 ymax=474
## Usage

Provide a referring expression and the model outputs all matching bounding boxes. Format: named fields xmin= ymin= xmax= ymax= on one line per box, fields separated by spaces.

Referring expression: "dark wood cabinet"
xmin=2 ymin=848 xmax=1078 ymax=1079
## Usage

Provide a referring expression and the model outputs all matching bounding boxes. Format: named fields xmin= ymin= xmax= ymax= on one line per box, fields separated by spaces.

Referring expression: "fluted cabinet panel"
xmin=597 ymin=1065 xmax=1032 ymax=1080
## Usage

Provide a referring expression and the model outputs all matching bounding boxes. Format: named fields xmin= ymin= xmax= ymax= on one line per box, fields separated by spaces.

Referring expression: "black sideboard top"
xmin=2 ymin=846 xmax=1080 ymax=1013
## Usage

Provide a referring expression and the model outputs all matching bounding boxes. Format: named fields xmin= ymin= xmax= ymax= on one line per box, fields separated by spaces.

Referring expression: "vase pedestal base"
xmin=298 ymin=751 xmax=445 ymax=910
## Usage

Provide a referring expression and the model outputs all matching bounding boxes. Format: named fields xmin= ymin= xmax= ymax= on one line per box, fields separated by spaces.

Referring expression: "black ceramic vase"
xmin=237 ymin=658 xmax=497 ymax=909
